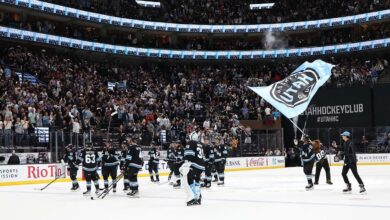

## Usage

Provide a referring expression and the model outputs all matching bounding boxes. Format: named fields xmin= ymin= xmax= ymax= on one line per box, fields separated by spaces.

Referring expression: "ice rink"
xmin=1 ymin=165 xmax=389 ymax=220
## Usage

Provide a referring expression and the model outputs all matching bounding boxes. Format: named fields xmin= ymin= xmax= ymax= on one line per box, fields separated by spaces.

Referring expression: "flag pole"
xmin=287 ymin=117 xmax=307 ymax=138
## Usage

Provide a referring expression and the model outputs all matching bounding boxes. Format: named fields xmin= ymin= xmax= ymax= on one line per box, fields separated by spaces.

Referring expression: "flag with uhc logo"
xmin=249 ymin=59 xmax=334 ymax=119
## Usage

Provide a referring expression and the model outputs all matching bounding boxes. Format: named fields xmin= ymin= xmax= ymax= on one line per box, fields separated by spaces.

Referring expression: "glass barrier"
xmin=1 ymin=0 xmax=389 ymax=33
xmin=0 ymin=26 xmax=389 ymax=60
xmin=0 ymin=129 xmax=285 ymax=164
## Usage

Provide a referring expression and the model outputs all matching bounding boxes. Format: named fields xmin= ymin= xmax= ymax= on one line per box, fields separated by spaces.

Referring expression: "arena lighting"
xmin=249 ymin=3 xmax=275 ymax=10
xmin=135 ymin=0 xmax=161 ymax=8
xmin=0 ymin=26 xmax=389 ymax=60
xmin=1 ymin=0 xmax=389 ymax=33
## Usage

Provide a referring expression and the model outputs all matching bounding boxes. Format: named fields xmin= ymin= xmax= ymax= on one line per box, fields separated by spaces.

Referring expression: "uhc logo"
xmin=270 ymin=68 xmax=319 ymax=108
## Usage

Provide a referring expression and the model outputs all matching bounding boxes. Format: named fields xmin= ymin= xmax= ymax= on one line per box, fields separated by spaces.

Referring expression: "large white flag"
xmin=249 ymin=59 xmax=334 ymax=119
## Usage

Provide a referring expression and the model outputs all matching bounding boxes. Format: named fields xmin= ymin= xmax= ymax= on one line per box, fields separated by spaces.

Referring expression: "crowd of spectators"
xmin=0 ymin=45 xmax=388 ymax=152
xmin=1 ymin=13 xmax=389 ymax=51
xmin=44 ymin=0 xmax=390 ymax=24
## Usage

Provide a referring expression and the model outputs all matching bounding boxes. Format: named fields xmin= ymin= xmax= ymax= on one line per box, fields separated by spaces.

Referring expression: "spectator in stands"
xmin=14 ymin=117 xmax=24 ymax=146
xmin=265 ymin=149 xmax=274 ymax=156
xmin=3 ymin=116 xmax=12 ymax=147
xmin=274 ymin=148 xmax=282 ymax=156
xmin=7 ymin=150 xmax=20 ymax=165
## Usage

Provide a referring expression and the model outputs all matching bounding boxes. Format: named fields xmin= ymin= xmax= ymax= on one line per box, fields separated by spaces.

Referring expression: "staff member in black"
xmin=332 ymin=131 xmax=366 ymax=194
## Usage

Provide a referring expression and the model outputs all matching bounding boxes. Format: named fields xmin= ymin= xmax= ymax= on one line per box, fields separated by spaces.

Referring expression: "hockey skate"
xmin=305 ymin=183 xmax=314 ymax=190
xmin=342 ymin=184 xmax=352 ymax=193
xmin=217 ymin=181 xmax=225 ymax=186
xmin=197 ymin=194 xmax=202 ymax=205
xmin=359 ymin=184 xmax=366 ymax=194
xmin=186 ymin=199 xmax=200 ymax=206
xmin=83 ymin=190 xmax=91 ymax=196
xmin=123 ymin=186 xmax=129 ymax=192
xmin=71 ymin=184 xmax=80 ymax=192
xmin=113 ymin=188 xmax=117 ymax=193
xmin=173 ymin=181 xmax=181 ymax=188
xmin=326 ymin=180 xmax=333 ymax=185
xmin=95 ymin=189 xmax=101 ymax=195
xmin=314 ymin=182 xmax=319 ymax=185
xmin=150 ymin=176 xmax=155 ymax=182
xmin=127 ymin=190 xmax=139 ymax=198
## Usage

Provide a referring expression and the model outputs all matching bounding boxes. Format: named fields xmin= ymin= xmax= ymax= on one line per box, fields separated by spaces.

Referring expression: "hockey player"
xmin=312 ymin=140 xmax=332 ymax=185
xmin=77 ymin=144 xmax=101 ymax=195
xmin=173 ymin=140 xmax=184 ymax=188
xmin=148 ymin=141 xmax=160 ymax=182
xmin=300 ymin=136 xmax=315 ymax=190
xmin=61 ymin=144 xmax=79 ymax=191
xmin=213 ymin=136 xmax=227 ymax=186
xmin=166 ymin=141 xmax=177 ymax=184
xmin=180 ymin=131 xmax=205 ymax=206
xmin=332 ymin=131 xmax=366 ymax=194
xmin=202 ymin=137 xmax=214 ymax=188
xmin=120 ymin=143 xmax=130 ymax=192
xmin=102 ymin=141 xmax=120 ymax=193
xmin=124 ymin=136 xmax=144 ymax=197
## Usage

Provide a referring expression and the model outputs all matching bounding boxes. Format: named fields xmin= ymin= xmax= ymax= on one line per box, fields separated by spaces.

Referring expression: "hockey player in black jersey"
xmin=102 ymin=141 xmax=120 ymax=193
xmin=180 ymin=132 xmax=205 ymax=206
xmin=120 ymin=143 xmax=130 ymax=192
xmin=173 ymin=141 xmax=185 ymax=188
xmin=166 ymin=142 xmax=177 ymax=184
xmin=300 ymin=136 xmax=315 ymax=190
xmin=77 ymin=144 xmax=101 ymax=195
xmin=124 ymin=136 xmax=144 ymax=197
xmin=201 ymin=138 xmax=214 ymax=188
xmin=312 ymin=140 xmax=332 ymax=185
xmin=213 ymin=137 xmax=227 ymax=186
xmin=148 ymin=141 xmax=160 ymax=182
xmin=61 ymin=144 xmax=79 ymax=191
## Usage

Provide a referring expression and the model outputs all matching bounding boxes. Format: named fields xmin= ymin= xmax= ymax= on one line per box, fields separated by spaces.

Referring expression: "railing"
xmin=305 ymin=126 xmax=390 ymax=153
xmin=1 ymin=0 xmax=389 ymax=33
xmin=237 ymin=130 xmax=284 ymax=157
xmin=1 ymin=26 xmax=389 ymax=60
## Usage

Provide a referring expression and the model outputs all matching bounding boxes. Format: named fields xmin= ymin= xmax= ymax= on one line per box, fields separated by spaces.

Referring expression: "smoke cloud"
xmin=263 ymin=31 xmax=288 ymax=50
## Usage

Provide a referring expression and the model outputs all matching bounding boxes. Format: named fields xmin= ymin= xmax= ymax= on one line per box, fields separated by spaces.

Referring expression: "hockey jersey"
xmin=300 ymin=143 xmax=315 ymax=163
xmin=315 ymin=149 xmax=327 ymax=162
xmin=102 ymin=148 xmax=120 ymax=167
xmin=77 ymin=148 xmax=100 ymax=172
xmin=125 ymin=144 xmax=143 ymax=169
xmin=214 ymin=144 xmax=227 ymax=163
xmin=203 ymin=144 xmax=215 ymax=164
xmin=63 ymin=150 xmax=78 ymax=170
xmin=167 ymin=147 xmax=176 ymax=163
xmin=176 ymin=147 xmax=184 ymax=163
xmin=184 ymin=140 xmax=205 ymax=171
xmin=148 ymin=148 xmax=160 ymax=164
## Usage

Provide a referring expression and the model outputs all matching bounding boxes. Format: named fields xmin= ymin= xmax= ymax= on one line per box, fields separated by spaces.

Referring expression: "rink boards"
xmin=1 ymin=154 xmax=389 ymax=186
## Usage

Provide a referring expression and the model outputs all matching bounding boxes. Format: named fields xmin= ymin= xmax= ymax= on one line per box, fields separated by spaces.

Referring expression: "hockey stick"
xmin=40 ymin=172 xmax=65 ymax=191
xmin=100 ymin=174 xmax=124 ymax=199
xmin=91 ymin=173 xmax=124 ymax=200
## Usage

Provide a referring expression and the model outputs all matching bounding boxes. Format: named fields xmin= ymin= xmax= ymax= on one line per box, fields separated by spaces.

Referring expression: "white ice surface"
xmin=1 ymin=166 xmax=389 ymax=220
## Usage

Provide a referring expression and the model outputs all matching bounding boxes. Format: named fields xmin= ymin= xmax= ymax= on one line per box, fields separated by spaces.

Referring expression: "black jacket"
xmin=8 ymin=155 xmax=20 ymax=165
xmin=341 ymin=140 xmax=357 ymax=164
